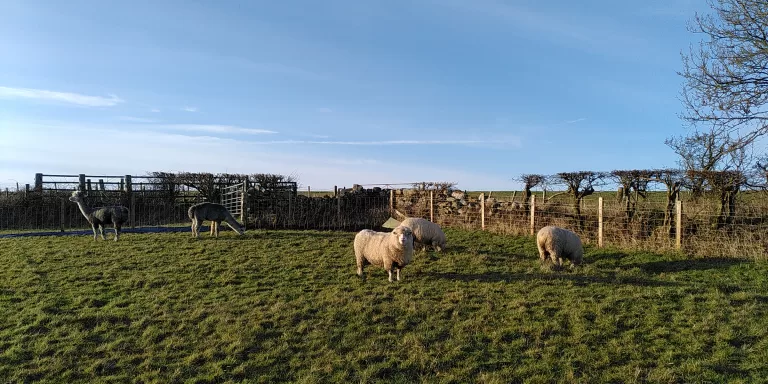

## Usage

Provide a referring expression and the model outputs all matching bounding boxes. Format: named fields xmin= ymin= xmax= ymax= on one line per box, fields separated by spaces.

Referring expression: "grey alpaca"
xmin=188 ymin=202 xmax=245 ymax=238
xmin=69 ymin=190 xmax=130 ymax=241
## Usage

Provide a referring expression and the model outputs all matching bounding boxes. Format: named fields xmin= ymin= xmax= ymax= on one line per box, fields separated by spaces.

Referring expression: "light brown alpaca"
xmin=187 ymin=202 xmax=245 ymax=238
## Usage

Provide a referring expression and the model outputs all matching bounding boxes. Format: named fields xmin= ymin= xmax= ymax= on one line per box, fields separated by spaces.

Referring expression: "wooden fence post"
xmin=125 ymin=175 xmax=135 ymax=228
xmin=241 ymin=179 xmax=249 ymax=228
xmin=35 ymin=173 xmax=43 ymax=192
xmin=98 ymin=179 xmax=105 ymax=191
xmin=598 ymin=197 xmax=604 ymax=248
xmin=60 ymin=197 xmax=65 ymax=232
xmin=390 ymin=189 xmax=394 ymax=216
xmin=675 ymin=199 xmax=682 ymax=251
xmin=79 ymin=174 xmax=86 ymax=192
xmin=430 ymin=190 xmax=434 ymax=223
xmin=530 ymin=195 xmax=536 ymax=235
xmin=25 ymin=184 xmax=29 ymax=197
xmin=87 ymin=179 xmax=92 ymax=192
xmin=337 ymin=191 xmax=341 ymax=228
xmin=480 ymin=193 xmax=485 ymax=230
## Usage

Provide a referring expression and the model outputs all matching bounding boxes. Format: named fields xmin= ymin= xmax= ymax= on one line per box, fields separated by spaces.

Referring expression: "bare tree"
xmin=555 ymin=171 xmax=605 ymax=230
xmin=679 ymin=0 xmax=768 ymax=152
xmin=665 ymin=129 xmax=751 ymax=197
xmin=651 ymin=169 xmax=685 ymax=232
xmin=687 ymin=170 xmax=745 ymax=228
xmin=518 ymin=174 xmax=545 ymax=215
xmin=610 ymin=170 xmax=653 ymax=226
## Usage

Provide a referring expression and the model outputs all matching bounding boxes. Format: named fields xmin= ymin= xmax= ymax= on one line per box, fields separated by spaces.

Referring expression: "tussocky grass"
xmin=1 ymin=228 xmax=767 ymax=383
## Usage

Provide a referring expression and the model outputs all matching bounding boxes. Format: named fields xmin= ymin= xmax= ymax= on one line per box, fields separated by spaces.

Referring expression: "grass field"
xmin=2 ymin=228 xmax=768 ymax=383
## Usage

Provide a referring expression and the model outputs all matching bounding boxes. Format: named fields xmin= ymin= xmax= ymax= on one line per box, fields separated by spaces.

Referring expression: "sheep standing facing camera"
xmin=400 ymin=217 xmax=446 ymax=252
xmin=536 ymin=225 xmax=583 ymax=269
xmin=354 ymin=225 xmax=414 ymax=282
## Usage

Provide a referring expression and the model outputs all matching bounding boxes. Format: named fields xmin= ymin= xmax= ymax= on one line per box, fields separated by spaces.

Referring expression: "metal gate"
xmin=220 ymin=182 xmax=245 ymax=222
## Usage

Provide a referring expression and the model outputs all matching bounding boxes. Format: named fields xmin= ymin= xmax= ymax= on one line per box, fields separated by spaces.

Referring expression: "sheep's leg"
xmin=395 ymin=267 xmax=402 ymax=281
xmin=191 ymin=219 xmax=197 ymax=237
xmin=384 ymin=260 xmax=394 ymax=282
xmin=356 ymin=256 xmax=364 ymax=279
xmin=91 ymin=224 xmax=98 ymax=241
xmin=113 ymin=223 xmax=121 ymax=242
xmin=551 ymin=254 xmax=562 ymax=270
xmin=99 ymin=225 xmax=106 ymax=240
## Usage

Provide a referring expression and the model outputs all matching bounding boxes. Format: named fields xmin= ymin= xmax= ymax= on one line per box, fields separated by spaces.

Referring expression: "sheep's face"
xmin=392 ymin=226 xmax=413 ymax=247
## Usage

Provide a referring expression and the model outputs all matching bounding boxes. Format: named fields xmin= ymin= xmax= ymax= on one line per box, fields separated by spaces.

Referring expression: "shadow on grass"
xmin=420 ymin=271 xmax=684 ymax=287
xmin=626 ymin=258 xmax=746 ymax=273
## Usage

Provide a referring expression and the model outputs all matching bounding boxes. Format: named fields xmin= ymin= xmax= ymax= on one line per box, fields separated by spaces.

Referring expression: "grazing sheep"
xmin=536 ymin=225 xmax=583 ymax=269
xmin=69 ymin=190 xmax=129 ymax=241
xmin=188 ymin=202 xmax=245 ymax=238
xmin=354 ymin=225 xmax=414 ymax=282
xmin=400 ymin=217 xmax=447 ymax=252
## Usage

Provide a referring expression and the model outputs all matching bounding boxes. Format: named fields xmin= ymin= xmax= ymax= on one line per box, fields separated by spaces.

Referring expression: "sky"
xmin=0 ymin=0 xmax=709 ymax=191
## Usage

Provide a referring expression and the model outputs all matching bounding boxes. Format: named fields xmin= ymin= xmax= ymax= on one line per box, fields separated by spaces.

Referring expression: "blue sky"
xmin=0 ymin=0 xmax=707 ymax=191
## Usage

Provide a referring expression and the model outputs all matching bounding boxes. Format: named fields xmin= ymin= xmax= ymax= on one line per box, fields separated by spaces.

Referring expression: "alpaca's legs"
xmin=91 ymin=224 xmax=98 ymax=241
xmin=114 ymin=223 xmax=121 ymax=241
xmin=192 ymin=218 xmax=201 ymax=238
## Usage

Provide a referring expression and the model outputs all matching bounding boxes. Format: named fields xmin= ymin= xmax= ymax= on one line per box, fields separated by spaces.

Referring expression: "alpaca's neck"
xmin=75 ymin=200 xmax=93 ymax=219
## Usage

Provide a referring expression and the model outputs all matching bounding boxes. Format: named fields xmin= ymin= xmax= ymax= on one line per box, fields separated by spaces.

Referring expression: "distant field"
xmin=1 ymin=229 xmax=767 ymax=382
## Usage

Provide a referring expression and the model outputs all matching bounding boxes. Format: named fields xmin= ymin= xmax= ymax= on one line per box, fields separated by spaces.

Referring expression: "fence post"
xmin=530 ymin=195 xmax=536 ymax=235
xmin=125 ymin=175 xmax=135 ymax=228
xmin=35 ymin=173 xmax=43 ymax=192
xmin=79 ymin=174 xmax=86 ymax=192
xmin=241 ymin=179 xmax=249 ymax=228
xmin=675 ymin=199 xmax=682 ymax=251
xmin=430 ymin=190 xmax=434 ymax=223
xmin=337 ymin=191 xmax=342 ymax=229
xmin=25 ymin=184 xmax=30 ymax=197
xmin=542 ymin=190 xmax=546 ymax=201
xmin=87 ymin=179 xmax=92 ymax=192
xmin=98 ymin=179 xmax=105 ymax=191
xmin=480 ymin=193 xmax=485 ymax=230
xmin=60 ymin=197 xmax=65 ymax=232
xmin=598 ymin=197 xmax=604 ymax=248
xmin=390 ymin=189 xmax=395 ymax=216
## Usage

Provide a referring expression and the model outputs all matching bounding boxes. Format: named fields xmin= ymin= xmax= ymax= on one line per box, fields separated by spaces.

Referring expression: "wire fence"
xmin=2 ymin=178 xmax=767 ymax=259
xmin=391 ymin=189 xmax=768 ymax=259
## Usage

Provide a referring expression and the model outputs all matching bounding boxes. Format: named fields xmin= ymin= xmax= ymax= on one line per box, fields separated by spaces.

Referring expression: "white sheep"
xmin=400 ymin=217 xmax=446 ymax=252
xmin=354 ymin=225 xmax=414 ymax=282
xmin=536 ymin=225 xmax=583 ymax=269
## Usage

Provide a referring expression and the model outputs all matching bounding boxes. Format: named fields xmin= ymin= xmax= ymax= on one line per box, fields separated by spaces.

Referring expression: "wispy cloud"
xmin=247 ymin=139 xmax=517 ymax=146
xmin=150 ymin=108 xmax=161 ymax=113
xmin=0 ymin=86 xmax=124 ymax=107
xmin=157 ymin=124 xmax=277 ymax=135
xmin=182 ymin=106 xmax=198 ymax=112
xmin=117 ymin=116 xmax=159 ymax=123
xmin=566 ymin=118 xmax=586 ymax=124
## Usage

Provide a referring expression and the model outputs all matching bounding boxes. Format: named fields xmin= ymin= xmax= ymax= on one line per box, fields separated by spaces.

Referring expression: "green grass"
xmin=2 ymin=229 xmax=768 ymax=383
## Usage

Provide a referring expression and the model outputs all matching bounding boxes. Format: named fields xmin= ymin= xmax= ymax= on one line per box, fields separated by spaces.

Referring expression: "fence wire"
xmin=2 ymin=186 xmax=767 ymax=258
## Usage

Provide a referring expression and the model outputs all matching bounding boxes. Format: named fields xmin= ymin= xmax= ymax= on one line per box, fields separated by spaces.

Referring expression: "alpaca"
xmin=69 ymin=190 xmax=130 ymax=241
xmin=187 ymin=202 xmax=245 ymax=238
